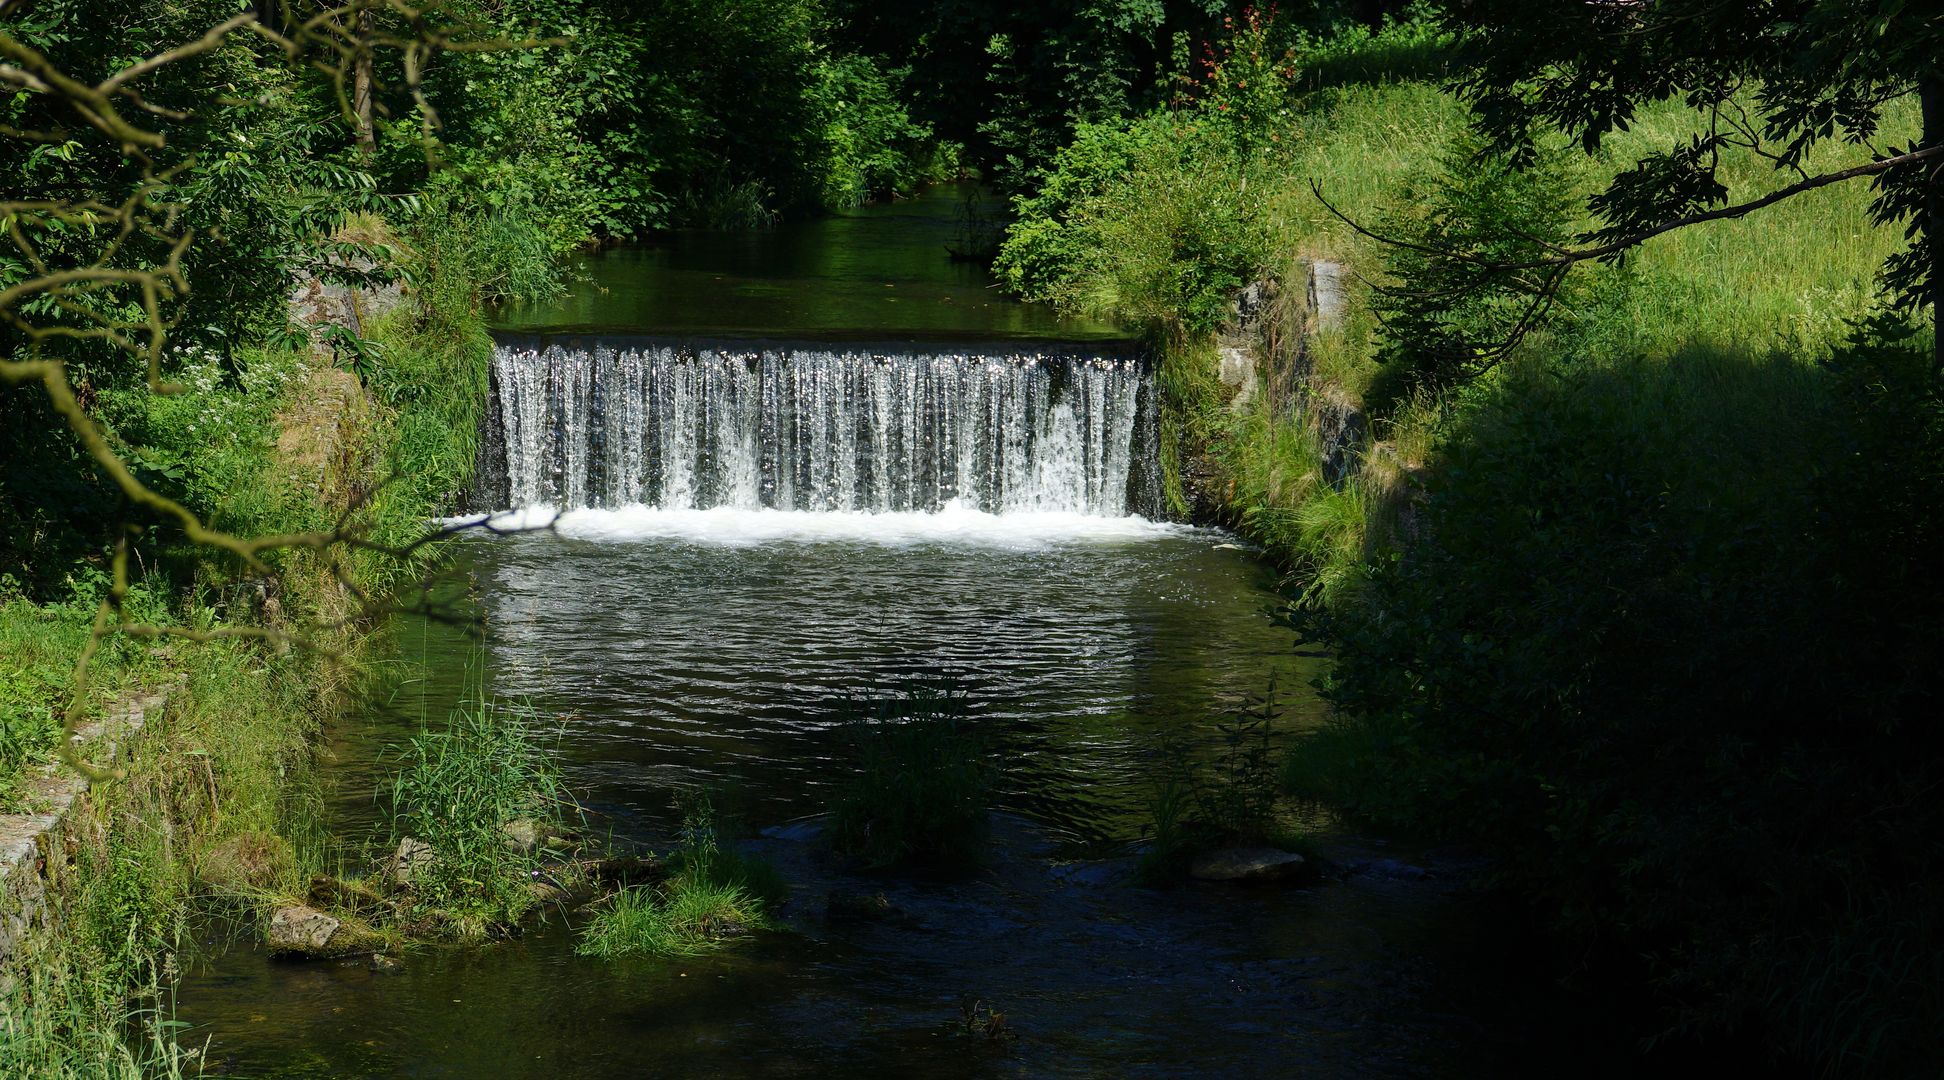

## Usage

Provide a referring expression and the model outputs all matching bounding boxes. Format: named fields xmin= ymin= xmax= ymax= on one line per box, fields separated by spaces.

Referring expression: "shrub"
xmin=827 ymin=689 xmax=994 ymax=871
xmin=1287 ymin=327 xmax=1944 ymax=1072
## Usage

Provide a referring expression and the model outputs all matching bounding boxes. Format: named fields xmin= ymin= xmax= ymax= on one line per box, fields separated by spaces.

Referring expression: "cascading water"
xmin=472 ymin=339 xmax=1163 ymax=517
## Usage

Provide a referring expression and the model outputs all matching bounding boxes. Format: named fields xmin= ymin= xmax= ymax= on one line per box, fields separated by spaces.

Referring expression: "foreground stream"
xmin=173 ymin=185 xmax=1547 ymax=1076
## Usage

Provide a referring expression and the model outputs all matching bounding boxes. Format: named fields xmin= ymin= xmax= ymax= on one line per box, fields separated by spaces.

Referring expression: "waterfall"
xmin=473 ymin=339 xmax=1162 ymax=517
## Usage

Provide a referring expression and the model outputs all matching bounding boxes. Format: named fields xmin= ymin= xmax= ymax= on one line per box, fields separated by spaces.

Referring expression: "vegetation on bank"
xmin=996 ymin=4 xmax=1942 ymax=1074
xmin=0 ymin=4 xmax=561 ymax=1068
xmin=0 ymin=619 xmax=331 ymax=1076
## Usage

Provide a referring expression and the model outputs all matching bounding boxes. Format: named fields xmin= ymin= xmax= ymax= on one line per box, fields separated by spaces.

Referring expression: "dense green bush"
xmin=1285 ymin=329 xmax=1944 ymax=1072
xmin=815 ymin=54 xmax=953 ymax=207
xmin=995 ymin=112 xmax=1274 ymax=339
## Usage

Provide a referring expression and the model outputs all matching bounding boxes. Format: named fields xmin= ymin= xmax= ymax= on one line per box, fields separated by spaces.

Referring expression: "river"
xmin=172 ymin=185 xmax=1540 ymax=1078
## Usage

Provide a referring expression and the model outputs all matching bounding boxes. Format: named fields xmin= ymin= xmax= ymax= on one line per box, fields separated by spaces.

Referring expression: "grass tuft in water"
xmin=384 ymin=697 xmax=567 ymax=933
xmin=577 ymin=791 xmax=779 ymax=958
xmin=576 ymin=879 xmax=771 ymax=959
xmin=826 ymin=688 xmax=993 ymax=872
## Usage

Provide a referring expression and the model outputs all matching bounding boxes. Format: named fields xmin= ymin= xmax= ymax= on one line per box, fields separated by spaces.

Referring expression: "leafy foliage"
xmin=1287 ymin=328 xmax=1944 ymax=1072
xmin=1367 ymin=133 xmax=1579 ymax=403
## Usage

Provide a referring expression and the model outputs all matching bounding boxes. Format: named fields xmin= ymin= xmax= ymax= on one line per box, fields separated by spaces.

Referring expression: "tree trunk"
xmin=352 ymin=10 xmax=375 ymax=156
xmin=1925 ymin=76 xmax=1942 ymax=376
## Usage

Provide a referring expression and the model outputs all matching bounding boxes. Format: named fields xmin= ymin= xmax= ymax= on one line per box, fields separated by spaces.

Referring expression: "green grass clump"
xmin=385 ymin=698 xmax=566 ymax=934
xmin=577 ymin=792 xmax=781 ymax=959
xmin=826 ymin=690 xmax=994 ymax=872
xmin=576 ymin=879 xmax=770 ymax=960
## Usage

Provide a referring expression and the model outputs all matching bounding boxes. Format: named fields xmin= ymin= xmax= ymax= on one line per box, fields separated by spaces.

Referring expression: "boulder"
xmin=824 ymin=890 xmax=922 ymax=928
xmin=502 ymin=819 xmax=541 ymax=855
xmin=824 ymin=890 xmax=896 ymax=922
xmin=390 ymin=837 xmax=437 ymax=888
xmin=1188 ymin=847 xmax=1312 ymax=884
xmin=267 ymin=905 xmax=342 ymax=955
xmin=1347 ymin=857 xmax=1428 ymax=881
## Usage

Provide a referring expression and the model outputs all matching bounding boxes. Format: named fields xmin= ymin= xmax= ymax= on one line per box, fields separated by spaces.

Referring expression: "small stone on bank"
xmin=391 ymin=837 xmax=437 ymax=888
xmin=502 ymin=818 xmax=541 ymax=854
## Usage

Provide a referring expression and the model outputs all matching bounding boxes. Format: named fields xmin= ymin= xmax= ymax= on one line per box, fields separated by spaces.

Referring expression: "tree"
xmin=1350 ymin=1 xmax=1943 ymax=373
xmin=0 ymin=1 xmax=540 ymax=777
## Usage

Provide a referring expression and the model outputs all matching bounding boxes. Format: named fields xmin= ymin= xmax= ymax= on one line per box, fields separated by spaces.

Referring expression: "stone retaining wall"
xmin=0 ymin=685 xmax=173 ymax=966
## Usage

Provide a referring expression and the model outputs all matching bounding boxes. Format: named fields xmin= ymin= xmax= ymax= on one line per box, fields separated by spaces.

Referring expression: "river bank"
xmin=998 ymin=12 xmax=1942 ymax=1073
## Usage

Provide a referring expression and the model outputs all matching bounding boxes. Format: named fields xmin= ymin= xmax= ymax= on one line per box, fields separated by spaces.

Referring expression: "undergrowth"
xmin=1139 ymin=680 xmax=1307 ymax=885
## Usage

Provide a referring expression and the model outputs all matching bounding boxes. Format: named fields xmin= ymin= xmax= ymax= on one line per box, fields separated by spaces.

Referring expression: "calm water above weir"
xmin=492 ymin=185 xmax=1121 ymax=341
xmin=174 ymin=186 xmax=1535 ymax=1078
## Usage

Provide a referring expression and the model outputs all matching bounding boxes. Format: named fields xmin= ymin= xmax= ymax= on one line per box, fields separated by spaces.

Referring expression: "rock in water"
xmin=1188 ymin=848 xmax=1312 ymax=884
xmin=268 ymin=905 xmax=342 ymax=955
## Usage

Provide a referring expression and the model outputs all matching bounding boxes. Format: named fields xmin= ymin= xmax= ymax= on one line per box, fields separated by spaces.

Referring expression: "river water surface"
xmin=173 ymin=186 xmax=1536 ymax=1078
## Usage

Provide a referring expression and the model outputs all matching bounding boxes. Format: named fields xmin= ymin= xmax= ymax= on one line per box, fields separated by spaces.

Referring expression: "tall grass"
xmin=384 ymin=698 xmax=565 ymax=934
xmin=0 ymin=936 xmax=192 ymax=1079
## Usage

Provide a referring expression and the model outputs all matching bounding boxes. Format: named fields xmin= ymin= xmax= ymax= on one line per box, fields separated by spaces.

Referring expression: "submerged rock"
xmin=825 ymin=890 xmax=896 ymax=922
xmin=267 ymin=905 xmax=343 ymax=955
xmin=1347 ymin=857 xmax=1429 ymax=881
xmin=1188 ymin=847 xmax=1313 ymax=884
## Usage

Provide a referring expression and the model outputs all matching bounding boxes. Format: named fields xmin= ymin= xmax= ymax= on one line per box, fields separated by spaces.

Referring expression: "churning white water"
xmin=472 ymin=340 xmax=1162 ymax=517
xmin=459 ymin=502 xmax=1192 ymax=549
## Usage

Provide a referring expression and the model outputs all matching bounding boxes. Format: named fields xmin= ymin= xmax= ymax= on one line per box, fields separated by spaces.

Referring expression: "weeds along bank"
xmin=0 ymin=206 xmax=505 ymax=1072
xmin=998 ymin=11 xmax=1943 ymax=1074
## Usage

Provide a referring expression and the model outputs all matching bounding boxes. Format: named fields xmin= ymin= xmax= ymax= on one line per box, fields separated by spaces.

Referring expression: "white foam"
xmin=446 ymin=501 xmax=1197 ymax=549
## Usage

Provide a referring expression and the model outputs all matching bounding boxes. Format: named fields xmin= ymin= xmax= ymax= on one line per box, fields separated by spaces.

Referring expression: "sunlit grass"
xmin=576 ymin=878 xmax=771 ymax=959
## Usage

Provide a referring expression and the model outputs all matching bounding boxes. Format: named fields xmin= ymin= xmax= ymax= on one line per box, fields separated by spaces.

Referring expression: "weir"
xmin=472 ymin=338 xmax=1162 ymax=517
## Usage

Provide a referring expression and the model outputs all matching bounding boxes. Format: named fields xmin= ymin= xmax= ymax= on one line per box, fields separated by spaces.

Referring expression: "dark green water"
xmin=173 ymin=186 xmax=1537 ymax=1078
xmin=492 ymin=185 xmax=1121 ymax=341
